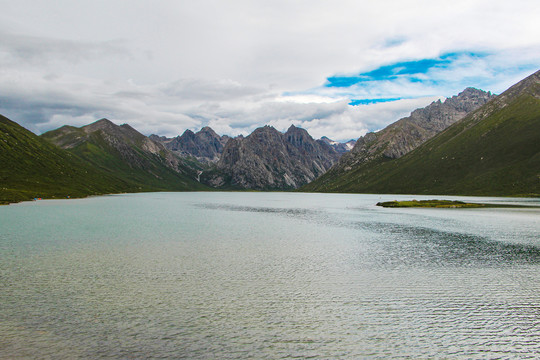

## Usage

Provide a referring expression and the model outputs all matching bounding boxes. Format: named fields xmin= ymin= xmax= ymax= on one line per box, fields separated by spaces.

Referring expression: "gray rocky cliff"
xmin=154 ymin=126 xmax=229 ymax=163
xmin=334 ymin=87 xmax=494 ymax=172
xmin=211 ymin=125 xmax=341 ymax=190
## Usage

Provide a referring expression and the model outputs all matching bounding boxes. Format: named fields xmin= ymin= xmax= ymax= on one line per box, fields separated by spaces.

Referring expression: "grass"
xmin=1 ymin=115 xmax=209 ymax=204
xmin=376 ymin=199 xmax=534 ymax=208
xmin=302 ymin=90 xmax=540 ymax=197
xmin=376 ymin=200 xmax=486 ymax=208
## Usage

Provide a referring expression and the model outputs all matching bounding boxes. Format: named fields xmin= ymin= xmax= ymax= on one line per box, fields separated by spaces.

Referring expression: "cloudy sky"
xmin=1 ymin=0 xmax=539 ymax=141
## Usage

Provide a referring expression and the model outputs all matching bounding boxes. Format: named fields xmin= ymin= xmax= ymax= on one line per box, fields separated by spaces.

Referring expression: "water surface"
xmin=1 ymin=192 xmax=539 ymax=358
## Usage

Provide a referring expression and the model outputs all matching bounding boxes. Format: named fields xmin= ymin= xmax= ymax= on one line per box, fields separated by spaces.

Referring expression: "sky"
xmin=1 ymin=0 xmax=539 ymax=141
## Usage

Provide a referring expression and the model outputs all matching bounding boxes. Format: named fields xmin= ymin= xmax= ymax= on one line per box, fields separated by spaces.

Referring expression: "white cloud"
xmin=0 ymin=0 xmax=539 ymax=142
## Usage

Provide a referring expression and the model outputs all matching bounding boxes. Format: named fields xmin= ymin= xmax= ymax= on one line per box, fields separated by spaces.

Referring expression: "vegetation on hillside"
xmin=0 ymin=115 xmax=208 ymax=204
xmin=302 ymin=72 xmax=540 ymax=197
xmin=0 ymin=115 xmax=135 ymax=203
xmin=377 ymin=200 xmax=486 ymax=208
xmin=42 ymin=123 xmax=208 ymax=193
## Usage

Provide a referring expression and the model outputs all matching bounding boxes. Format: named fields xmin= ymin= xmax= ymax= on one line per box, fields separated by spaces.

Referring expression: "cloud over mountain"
xmin=1 ymin=0 xmax=539 ymax=141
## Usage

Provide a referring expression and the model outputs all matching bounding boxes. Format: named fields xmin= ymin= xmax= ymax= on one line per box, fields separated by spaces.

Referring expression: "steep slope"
xmin=152 ymin=126 xmax=229 ymax=163
xmin=303 ymin=87 xmax=494 ymax=192
xmin=333 ymin=88 xmax=493 ymax=174
xmin=0 ymin=115 xmax=135 ymax=203
xmin=42 ymin=119 xmax=208 ymax=191
xmin=303 ymin=70 xmax=540 ymax=196
xmin=204 ymin=125 xmax=340 ymax=190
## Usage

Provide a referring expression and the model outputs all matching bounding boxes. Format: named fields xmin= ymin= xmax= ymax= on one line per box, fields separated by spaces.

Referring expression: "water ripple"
xmin=1 ymin=193 xmax=539 ymax=359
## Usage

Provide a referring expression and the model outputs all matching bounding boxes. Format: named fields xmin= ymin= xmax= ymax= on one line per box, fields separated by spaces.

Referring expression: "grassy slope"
xmin=0 ymin=115 xmax=136 ymax=203
xmin=58 ymin=131 xmax=208 ymax=192
xmin=1 ymin=115 xmax=209 ymax=204
xmin=302 ymin=92 xmax=540 ymax=196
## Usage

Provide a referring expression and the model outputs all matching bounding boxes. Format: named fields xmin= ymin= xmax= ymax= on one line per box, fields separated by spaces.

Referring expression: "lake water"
xmin=1 ymin=192 xmax=539 ymax=359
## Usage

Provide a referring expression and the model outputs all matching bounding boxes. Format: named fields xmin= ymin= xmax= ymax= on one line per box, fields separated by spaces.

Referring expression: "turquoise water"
xmin=1 ymin=192 xmax=539 ymax=359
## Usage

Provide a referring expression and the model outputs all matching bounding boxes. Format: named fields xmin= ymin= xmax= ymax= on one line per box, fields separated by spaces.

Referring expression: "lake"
xmin=1 ymin=192 xmax=539 ymax=359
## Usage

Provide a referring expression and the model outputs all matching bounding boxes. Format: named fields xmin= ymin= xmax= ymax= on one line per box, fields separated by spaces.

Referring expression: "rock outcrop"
xmin=207 ymin=125 xmax=341 ymax=190
xmin=153 ymin=126 xmax=229 ymax=163
xmin=331 ymin=87 xmax=494 ymax=172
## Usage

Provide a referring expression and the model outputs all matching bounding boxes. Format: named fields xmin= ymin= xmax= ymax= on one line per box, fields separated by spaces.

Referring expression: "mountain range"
xmin=0 ymin=115 xmax=136 ymax=204
xmin=1 ymin=69 xmax=539 ymax=203
xmin=314 ymin=87 xmax=494 ymax=177
xmin=41 ymin=119 xmax=208 ymax=192
xmin=203 ymin=125 xmax=341 ymax=190
xmin=302 ymin=70 xmax=540 ymax=196
xmin=0 ymin=115 xmax=352 ymax=202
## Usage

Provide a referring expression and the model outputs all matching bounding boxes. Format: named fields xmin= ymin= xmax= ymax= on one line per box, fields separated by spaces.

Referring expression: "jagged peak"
xmin=198 ymin=126 xmax=215 ymax=133
xmin=83 ymin=118 xmax=119 ymax=133
xmin=94 ymin=118 xmax=115 ymax=126
xmin=253 ymin=125 xmax=278 ymax=134
xmin=180 ymin=129 xmax=196 ymax=138
xmin=408 ymin=87 xmax=493 ymax=118
xmin=455 ymin=87 xmax=492 ymax=98
xmin=285 ymin=124 xmax=310 ymax=137
xmin=197 ymin=126 xmax=221 ymax=139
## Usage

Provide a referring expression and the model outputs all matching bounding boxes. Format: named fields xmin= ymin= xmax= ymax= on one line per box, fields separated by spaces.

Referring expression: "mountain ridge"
xmin=41 ymin=118 xmax=209 ymax=192
xmin=302 ymin=70 xmax=540 ymax=196
xmin=341 ymin=87 xmax=493 ymax=170
xmin=0 ymin=115 xmax=139 ymax=203
xmin=203 ymin=124 xmax=341 ymax=190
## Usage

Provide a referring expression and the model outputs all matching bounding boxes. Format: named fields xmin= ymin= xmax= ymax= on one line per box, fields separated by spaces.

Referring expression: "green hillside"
xmin=302 ymin=70 xmax=540 ymax=196
xmin=41 ymin=120 xmax=209 ymax=193
xmin=1 ymin=115 xmax=209 ymax=204
xmin=0 ymin=115 xmax=136 ymax=204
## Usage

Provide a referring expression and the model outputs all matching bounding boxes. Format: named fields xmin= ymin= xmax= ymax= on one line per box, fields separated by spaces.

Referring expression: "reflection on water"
xmin=1 ymin=192 xmax=539 ymax=359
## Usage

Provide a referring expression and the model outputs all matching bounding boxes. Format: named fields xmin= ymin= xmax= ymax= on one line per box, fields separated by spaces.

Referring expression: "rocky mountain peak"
xmin=210 ymin=125 xmax=341 ymax=190
xmin=84 ymin=118 xmax=117 ymax=133
xmin=441 ymin=87 xmax=495 ymax=113
xmin=96 ymin=118 xmax=114 ymax=125
xmin=199 ymin=126 xmax=217 ymax=135
xmin=250 ymin=125 xmax=281 ymax=140
xmin=329 ymin=86 xmax=495 ymax=174
xmin=286 ymin=124 xmax=301 ymax=132
xmin=149 ymin=134 xmax=168 ymax=143
xmin=41 ymin=117 xmax=190 ymax=177
xmin=458 ymin=87 xmax=486 ymax=96
xmin=158 ymin=126 xmax=228 ymax=163
xmin=285 ymin=125 xmax=313 ymax=150
xmin=180 ymin=129 xmax=196 ymax=139
xmin=196 ymin=126 xmax=222 ymax=142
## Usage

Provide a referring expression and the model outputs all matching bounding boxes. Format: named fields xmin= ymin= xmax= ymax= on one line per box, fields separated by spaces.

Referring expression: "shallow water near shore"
xmin=1 ymin=192 xmax=539 ymax=358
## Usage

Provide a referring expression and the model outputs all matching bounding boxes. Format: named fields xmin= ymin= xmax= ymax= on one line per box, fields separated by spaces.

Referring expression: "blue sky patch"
xmin=325 ymin=51 xmax=490 ymax=88
xmin=349 ymin=98 xmax=403 ymax=106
